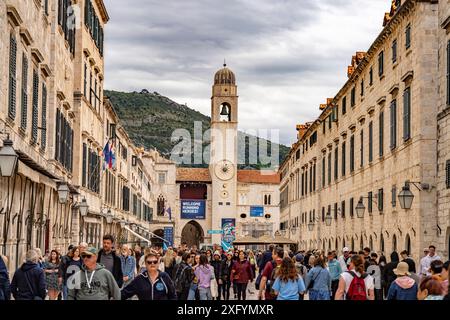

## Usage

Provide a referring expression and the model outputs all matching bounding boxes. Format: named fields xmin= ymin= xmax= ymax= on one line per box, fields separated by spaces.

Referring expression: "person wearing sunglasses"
xmin=121 ymin=252 xmax=177 ymax=300
xmin=67 ymin=247 xmax=120 ymax=300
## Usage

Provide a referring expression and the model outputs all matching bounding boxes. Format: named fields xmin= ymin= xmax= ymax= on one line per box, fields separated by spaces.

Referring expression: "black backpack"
xmin=265 ymin=261 xmax=279 ymax=297
xmin=174 ymin=264 xmax=190 ymax=293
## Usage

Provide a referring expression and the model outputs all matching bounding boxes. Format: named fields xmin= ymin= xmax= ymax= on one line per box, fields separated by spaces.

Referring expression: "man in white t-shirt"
xmin=335 ymin=255 xmax=375 ymax=300
xmin=338 ymin=247 xmax=351 ymax=272
xmin=418 ymin=245 xmax=441 ymax=278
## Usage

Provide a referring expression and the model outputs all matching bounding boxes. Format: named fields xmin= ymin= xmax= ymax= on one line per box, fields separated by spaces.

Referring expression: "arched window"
xmin=360 ymin=237 xmax=364 ymax=250
xmin=335 ymin=238 xmax=338 ymax=251
xmin=393 ymin=234 xmax=397 ymax=252
xmin=351 ymin=237 xmax=355 ymax=251
xmin=219 ymin=103 xmax=231 ymax=122
xmin=369 ymin=236 xmax=373 ymax=250
xmin=405 ymin=234 xmax=411 ymax=255
xmin=380 ymin=233 xmax=385 ymax=253
xmin=157 ymin=195 xmax=165 ymax=216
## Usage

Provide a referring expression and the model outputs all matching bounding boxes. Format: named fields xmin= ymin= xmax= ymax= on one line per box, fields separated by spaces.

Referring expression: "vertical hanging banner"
xmin=163 ymin=227 xmax=174 ymax=247
xmin=221 ymin=218 xmax=236 ymax=251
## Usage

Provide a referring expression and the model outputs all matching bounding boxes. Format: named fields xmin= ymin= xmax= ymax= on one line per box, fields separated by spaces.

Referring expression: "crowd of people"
xmin=0 ymin=236 xmax=449 ymax=301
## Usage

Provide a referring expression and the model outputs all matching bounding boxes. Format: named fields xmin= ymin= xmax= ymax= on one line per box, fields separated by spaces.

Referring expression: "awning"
xmin=124 ymin=226 xmax=151 ymax=245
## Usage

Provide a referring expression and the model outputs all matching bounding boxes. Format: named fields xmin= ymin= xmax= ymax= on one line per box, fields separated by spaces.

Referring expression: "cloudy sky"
xmin=103 ymin=0 xmax=389 ymax=146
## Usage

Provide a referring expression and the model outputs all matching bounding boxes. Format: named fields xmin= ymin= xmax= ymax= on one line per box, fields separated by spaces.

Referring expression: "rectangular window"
xmin=390 ymin=99 xmax=397 ymax=149
xmin=328 ymin=152 xmax=332 ymax=185
xmin=350 ymin=198 xmax=354 ymax=218
xmin=328 ymin=115 xmax=332 ymax=130
xmin=350 ymin=135 xmax=355 ymax=172
xmin=21 ymin=54 xmax=28 ymax=130
xmin=334 ymin=146 xmax=338 ymax=181
xmin=392 ymin=39 xmax=397 ymax=63
xmin=41 ymin=83 xmax=47 ymax=150
xmin=405 ymin=24 xmax=411 ymax=49
xmin=84 ymin=63 xmax=87 ymax=97
xmin=323 ymin=120 xmax=326 ymax=134
xmin=378 ymin=188 xmax=384 ymax=212
xmin=342 ymin=96 xmax=347 ymax=115
xmin=368 ymin=192 xmax=373 ymax=214
xmin=313 ymin=163 xmax=316 ymax=191
xmin=379 ymin=111 xmax=384 ymax=157
xmin=158 ymin=172 xmax=166 ymax=184
xmin=334 ymin=203 xmax=338 ymax=220
xmin=322 ymin=157 xmax=326 ymax=188
xmin=305 ymin=170 xmax=308 ymax=195
xmin=8 ymin=34 xmax=17 ymax=120
xmin=403 ymin=87 xmax=411 ymax=141
xmin=378 ymin=51 xmax=384 ymax=77
xmin=341 ymin=200 xmax=346 ymax=219
xmin=342 ymin=142 xmax=346 ymax=176
xmin=369 ymin=67 xmax=373 ymax=86
xmin=369 ymin=121 xmax=373 ymax=163
xmin=446 ymin=160 xmax=450 ymax=189
xmin=448 ymin=41 xmax=450 ymax=105
xmin=301 ymin=172 xmax=304 ymax=196
xmin=360 ymin=129 xmax=364 ymax=167
xmin=360 ymin=79 xmax=364 ymax=96
xmin=309 ymin=166 xmax=313 ymax=193
xmin=351 ymin=87 xmax=356 ymax=107
xmin=31 ymin=70 xmax=39 ymax=144
xmin=82 ymin=143 xmax=87 ymax=187
xmin=392 ymin=185 xmax=397 ymax=207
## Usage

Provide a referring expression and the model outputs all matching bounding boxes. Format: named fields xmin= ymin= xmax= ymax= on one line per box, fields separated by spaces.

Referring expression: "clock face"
xmin=214 ymin=160 xmax=235 ymax=180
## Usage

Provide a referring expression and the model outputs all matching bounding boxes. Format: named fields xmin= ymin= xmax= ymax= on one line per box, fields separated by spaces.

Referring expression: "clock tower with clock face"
xmin=209 ymin=63 xmax=239 ymax=246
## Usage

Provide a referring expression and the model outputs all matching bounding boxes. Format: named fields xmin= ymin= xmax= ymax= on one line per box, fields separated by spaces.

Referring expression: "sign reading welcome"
xmin=181 ymin=200 xmax=206 ymax=219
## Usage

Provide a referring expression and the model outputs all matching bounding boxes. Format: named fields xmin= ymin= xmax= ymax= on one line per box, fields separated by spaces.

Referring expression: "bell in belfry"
xmin=220 ymin=105 xmax=229 ymax=116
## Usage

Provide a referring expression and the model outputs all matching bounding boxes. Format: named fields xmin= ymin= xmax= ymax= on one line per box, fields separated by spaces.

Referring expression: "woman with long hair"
xmin=304 ymin=255 xmax=331 ymax=300
xmin=271 ymin=257 xmax=306 ymax=300
xmin=335 ymin=254 xmax=375 ymax=300
xmin=162 ymin=248 xmax=175 ymax=278
xmin=120 ymin=245 xmax=136 ymax=288
xmin=194 ymin=254 xmax=214 ymax=300
xmin=44 ymin=250 xmax=61 ymax=300
xmin=231 ymin=250 xmax=254 ymax=300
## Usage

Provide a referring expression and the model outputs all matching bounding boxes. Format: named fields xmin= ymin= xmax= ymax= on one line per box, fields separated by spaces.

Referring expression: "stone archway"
xmin=181 ymin=221 xmax=204 ymax=248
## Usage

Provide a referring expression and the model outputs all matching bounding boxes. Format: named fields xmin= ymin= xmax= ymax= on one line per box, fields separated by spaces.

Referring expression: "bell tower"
xmin=209 ymin=63 xmax=238 ymax=247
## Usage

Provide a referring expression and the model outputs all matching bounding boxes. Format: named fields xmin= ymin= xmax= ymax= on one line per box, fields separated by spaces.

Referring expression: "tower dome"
xmin=214 ymin=63 xmax=236 ymax=85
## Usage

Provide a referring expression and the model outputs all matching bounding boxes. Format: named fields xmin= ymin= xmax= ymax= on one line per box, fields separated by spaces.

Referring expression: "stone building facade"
xmin=0 ymin=0 xmax=177 ymax=274
xmin=279 ymin=0 xmax=446 ymax=263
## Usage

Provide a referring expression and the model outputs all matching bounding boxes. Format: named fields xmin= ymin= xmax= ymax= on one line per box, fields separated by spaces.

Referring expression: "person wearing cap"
xmin=338 ymin=247 xmax=350 ymax=272
xmin=67 ymin=247 xmax=120 ymax=300
xmin=210 ymin=250 xmax=223 ymax=300
xmin=386 ymin=261 xmax=418 ymax=300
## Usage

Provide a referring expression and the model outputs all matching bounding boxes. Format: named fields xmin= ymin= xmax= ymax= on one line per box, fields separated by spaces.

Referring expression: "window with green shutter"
xmin=334 ymin=146 xmax=338 ymax=181
xmin=350 ymin=135 xmax=355 ymax=172
xmin=328 ymin=152 xmax=331 ymax=185
xmin=41 ymin=83 xmax=47 ymax=150
xmin=392 ymin=39 xmax=397 ymax=63
xmin=31 ymin=70 xmax=39 ymax=144
xmin=403 ymin=87 xmax=411 ymax=141
xmin=447 ymin=41 xmax=450 ymax=105
xmin=342 ymin=96 xmax=347 ymax=115
xmin=378 ymin=51 xmax=384 ymax=77
xmin=368 ymin=192 xmax=373 ymax=213
xmin=351 ymin=87 xmax=356 ymax=107
xmin=350 ymin=198 xmax=354 ymax=218
xmin=21 ymin=54 xmax=28 ymax=130
xmin=82 ymin=143 xmax=87 ymax=187
xmin=322 ymin=157 xmax=325 ymax=188
xmin=8 ymin=34 xmax=17 ymax=120
xmin=392 ymin=185 xmax=397 ymax=207
xmin=379 ymin=111 xmax=384 ymax=157
xmin=369 ymin=67 xmax=373 ymax=86
xmin=342 ymin=141 xmax=346 ymax=176
xmin=378 ymin=188 xmax=384 ymax=212
xmin=360 ymin=129 xmax=364 ymax=167
xmin=405 ymin=24 xmax=411 ymax=49
xmin=369 ymin=121 xmax=373 ymax=163
xmin=360 ymin=79 xmax=364 ymax=96
xmin=446 ymin=160 xmax=450 ymax=189
xmin=390 ymin=100 xmax=397 ymax=149
xmin=341 ymin=201 xmax=346 ymax=219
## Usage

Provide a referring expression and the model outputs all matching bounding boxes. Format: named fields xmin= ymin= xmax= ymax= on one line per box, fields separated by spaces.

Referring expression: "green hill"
xmin=105 ymin=89 xmax=290 ymax=169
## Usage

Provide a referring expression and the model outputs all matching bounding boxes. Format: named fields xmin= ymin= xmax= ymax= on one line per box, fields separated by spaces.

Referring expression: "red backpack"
xmin=346 ymin=271 xmax=368 ymax=300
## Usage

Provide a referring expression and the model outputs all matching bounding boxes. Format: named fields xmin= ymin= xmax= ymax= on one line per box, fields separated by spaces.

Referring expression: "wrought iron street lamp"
xmin=57 ymin=182 xmax=70 ymax=204
xmin=0 ymin=137 xmax=18 ymax=177
xmin=355 ymin=198 xmax=365 ymax=218
xmin=397 ymin=181 xmax=430 ymax=210
xmin=78 ymin=197 xmax=88 ymax=216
